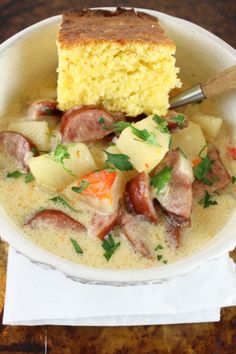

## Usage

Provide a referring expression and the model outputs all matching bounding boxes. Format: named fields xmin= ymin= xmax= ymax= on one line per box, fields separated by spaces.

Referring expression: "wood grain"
xmin=202 ymin=65 xmax=236 ymax=98
xmin=0 ymin=1 xmax=236 ymax=353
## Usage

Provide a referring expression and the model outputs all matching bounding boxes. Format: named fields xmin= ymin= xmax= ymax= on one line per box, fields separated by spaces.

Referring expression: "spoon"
xmin=169 ymin=64 xmax=236 ymax=109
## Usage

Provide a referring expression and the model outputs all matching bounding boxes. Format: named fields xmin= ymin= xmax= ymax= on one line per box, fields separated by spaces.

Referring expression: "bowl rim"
xmin=0 ymin=7 xmax=236 ymax=286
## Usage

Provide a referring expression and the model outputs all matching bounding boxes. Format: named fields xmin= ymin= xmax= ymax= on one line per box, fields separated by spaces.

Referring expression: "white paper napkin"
xmin=3 ymin=247 xmax=236 ymax=326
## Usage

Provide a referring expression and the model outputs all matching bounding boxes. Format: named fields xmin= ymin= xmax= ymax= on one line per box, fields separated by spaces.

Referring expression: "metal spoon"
xmin=170 ymin=64 xmax=236 ymax=109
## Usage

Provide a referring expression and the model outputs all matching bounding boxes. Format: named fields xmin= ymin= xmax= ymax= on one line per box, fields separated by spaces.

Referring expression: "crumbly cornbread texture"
xmin=57 ymin=8 xmax=181 ymax=116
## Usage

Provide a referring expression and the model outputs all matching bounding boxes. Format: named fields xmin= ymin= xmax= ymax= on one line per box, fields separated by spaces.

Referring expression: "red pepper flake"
xmin=227 ymin=146 xmax=236 ymax=160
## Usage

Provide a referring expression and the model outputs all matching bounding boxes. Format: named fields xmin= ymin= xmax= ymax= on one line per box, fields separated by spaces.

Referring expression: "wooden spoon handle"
xmin=201 ymin=64 xmax=236 ymax=98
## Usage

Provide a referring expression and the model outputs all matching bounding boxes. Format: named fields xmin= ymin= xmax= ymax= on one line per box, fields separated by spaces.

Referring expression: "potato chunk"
xmin=28 ymin=143 xmax=97 ymax=190
xmin=8 ymin=121 xmax=50 ymax=151
xmin=172 ymin=121 xmax=206 ymax=160
xmin=190 ymin=113 xmax=223 ymax=141
xmin=117 ymin=115 xmax=170 ymax=172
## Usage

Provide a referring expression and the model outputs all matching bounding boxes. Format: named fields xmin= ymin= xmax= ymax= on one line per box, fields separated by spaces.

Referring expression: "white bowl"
xmin=0 ymin=8 xmax=236 ymax=285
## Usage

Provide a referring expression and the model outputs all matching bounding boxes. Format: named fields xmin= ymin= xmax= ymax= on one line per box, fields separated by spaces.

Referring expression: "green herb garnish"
xmin=102 ymin=233 xmax=120 ymax=261
xmin=155 ymin=244 xmax=164 ymax=251
xmin=163 ymin=260 xmax=168 ymax=264
xmin=7 ymin=170 xmax=24 ymax=179
xmin=24 ymin=172 xmax=35 ymax=183
xmin=98 ymin=116 xmax=109 ymax=130
xmin=112 ymin=121 xmax=131 ymax=134
xmin=152 ymin=114 xmax=169 ymax=133
xmin=199 ymin=191 xmax=218 ymax=208
xmin=130 ymin=125 xmax=159 ymax=146
xmin=49 ymin=144 xmax=75 ymax=176
xmin=150 ymin=166 xmax=172 ymax=193
xmin=49 ymin=195 xmax=79 ymax=212
xmin=231 ymin=176 xmax=236 ymax=184
xmin=70 ymin=238 xmax=83 ymax=254
xmin=168 ymin=113 xmax=186 ymax=127
xmin=104 ymin=151 xmax=133 ymax=171
xmin=193 ymin=155 xmax=213 ymax=182
xmin=157 ymin=255 xmax=163 ymax=261
xmin=31 ymin=146 xmax=38 ymax=155
xmin=71 ymin=180 xmax=89 ymax=194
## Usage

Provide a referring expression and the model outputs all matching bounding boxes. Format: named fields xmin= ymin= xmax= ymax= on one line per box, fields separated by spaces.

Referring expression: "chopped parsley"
xmin=155 ymin=244 xmax=164 ymax=251
xmin=7 ymin=170 xmax=34 ymax=183
xmin=152 ymin=114 xmax=169 ymax=133
xmin=70 ymin=238 xmax=83 ymax=254
xmin=7 ymin=170 xmax=24 ymax=179
xmin=31 ymin=146 xmax=38 ymax=156
xmin=131 ymin=125 xmax=159 ymax=146
xmin=24 ymin=172 xmax=35 ymax=183
xmin=49 ymin=195 xmax=79 ymax=212
xmin=71 ymin=180 xmax=89 ymax=194
xmin=112 ymin=121 xmax=131 ymax=134
xmin=231 ymin=176 xmax=236 ymax=184
xmin=102 ymin=233 xmax=120 ymax=261
xmin=98 ymin=116 xmax=109 ymax=130
xmin=168 ymin=113 xmax=186 ymax=127
xmin=157 ymin=255 xmax=163 ymax=261
xmin=199 ymin=191 xmax=218 ymax=208
xmin=150 ymin=166 xmax=172 ymax=193
xmin=193 ymin=155 xmax=214 ymax=185
xmin=49 ymin=144 xmax=75 ymax=176
xmin=163 ymin=260 xmax=168 ymax=264
xmin=104 ymin=151 xmax=133 ymax=171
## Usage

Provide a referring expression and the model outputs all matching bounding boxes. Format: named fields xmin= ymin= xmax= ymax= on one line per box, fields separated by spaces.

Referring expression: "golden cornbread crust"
xmin=59 ymin=7 xmax=175 ymax=48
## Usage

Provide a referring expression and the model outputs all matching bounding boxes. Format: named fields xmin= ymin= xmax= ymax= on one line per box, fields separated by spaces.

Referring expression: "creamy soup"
xmin=0 ymin=97 xmax=235 ymax=269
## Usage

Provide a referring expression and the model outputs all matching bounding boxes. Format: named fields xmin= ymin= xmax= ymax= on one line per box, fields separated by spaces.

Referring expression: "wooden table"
xmin=0 ymin=1 xmax=236 ymax=353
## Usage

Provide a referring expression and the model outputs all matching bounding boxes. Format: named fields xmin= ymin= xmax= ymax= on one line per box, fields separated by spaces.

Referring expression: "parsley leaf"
xmin=70 ymin=238 xmax=83 ymax=254
xmin=102 ymin=233 xmax=120 ymax=261
xmin=7 ymin=170 xmax=24 ymax=179
xmin=130 ymin=125 xmax=159 ymax=146
xmin=31 ymin=146 xmax=38 ymax=156
xmin=199 ymin=191 xmax=218 ymax=208
xmin=163 ymin=260 xmax=168 ymax=264
xmin=24 ymin=172 xmax=35 ymax=183
xmin=157 ymin=255 xmax=163 ymax=261
xmin=231 ymin=176 xmax=236 ymax=184
xmin=193 ymin=155 xmax=213 ymax=182
xmin=104 ymin=151 xmax=133 ymax=171
xmin=152 ymin=114 xmax=169 ymax=133
xmin=155 ymin=244 xmax=164 ymax=251
xmin=168 ymin=113 xmax=186 ymax=127
xmin=49 ymin=195 xmax=79 ymax=213
xmin=97 ymin=116 xmax=109 ymax=130
xmin=71 ymin=180 xmax=89 ymax=194
xmin=49 ymin=144 xmax=75 ymax=176
xmin=150 ymin=166 xmax=172 ymax=193
xmin=112 ymin=121 xmax=131 ymax=134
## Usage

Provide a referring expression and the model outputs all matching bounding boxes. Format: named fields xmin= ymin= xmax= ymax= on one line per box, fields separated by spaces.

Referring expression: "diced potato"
xmin=191 ymin=113 xmax=223 ymax=141
xmin=8 ymin=121 xmax=50 ymax=151
xmin=28 ymin=143 xmax=97 ymax=190
xmin=64 ymin=170 xmax=125 ymax=214
xmin=117 ymin=115 xmax=170 ymax=172
xmin=172 ymin=121 xmax=206 ymax=160
xmin=106 ymin=145 xmax=138 ymax=181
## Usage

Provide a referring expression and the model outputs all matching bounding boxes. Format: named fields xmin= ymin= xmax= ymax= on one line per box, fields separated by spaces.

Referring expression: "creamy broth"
xmin=0 ymin=100 xmax=236 ymax=269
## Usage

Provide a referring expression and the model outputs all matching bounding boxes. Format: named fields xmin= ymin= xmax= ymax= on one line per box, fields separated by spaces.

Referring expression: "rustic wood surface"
xmin=0 ymin=1 xmax=236 ymax=353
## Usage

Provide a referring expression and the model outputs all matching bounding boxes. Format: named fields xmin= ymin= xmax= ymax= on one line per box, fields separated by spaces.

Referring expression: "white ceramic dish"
xmin=0 ymin=8 xmax=236 ymax=285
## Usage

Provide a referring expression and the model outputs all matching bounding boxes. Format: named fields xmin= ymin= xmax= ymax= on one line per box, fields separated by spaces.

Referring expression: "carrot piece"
xmin=227 ymin=146 xmax=236 ymax=160
xmin=191 ymin=157 xmax=202 ymax=167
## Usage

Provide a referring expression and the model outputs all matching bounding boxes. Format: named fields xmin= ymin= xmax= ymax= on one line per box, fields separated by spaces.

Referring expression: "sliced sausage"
xmin=26 ymin=209 xmax=85 ymax=232
xmin=27 ymin=100 xmax=61 ymax=118
xmin=88 ymin=211 xmax=119 ymax=239
xmin=125 ymin=172 xmax=158 ymax=223
xmin=0 ymin=131 xmax=38 ymax=172
xmin=60 ymin=105 xmax=115 ymax=143
xmin=193 ymin=144 xmax=231 ymax=198
xmin=120 ymin=208 xmax=154 ymax=259
xmin=164 ymin=110 xmax=189 ymax=133
xmin=151 ymin=149 xmax=193 ymax=248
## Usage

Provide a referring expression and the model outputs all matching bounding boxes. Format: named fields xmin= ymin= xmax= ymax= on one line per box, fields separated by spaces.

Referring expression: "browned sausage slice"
xmin=120 ymin=209 xmax=154 ymax=259
xmin=193 ymin=144 xmax=231 ymax=198
xmin=88 ymin=211 xmax=119 ymax=239
xmin=164 ymin=110 xmax=189 ymax=133
xmin=27 ymin=100 xmax=61 ymax=118
xmin=125 ymin=172 xmax=158 ymax=223
xmin=0 ymin=131 xmax=38 ymax=172
xmin=27 ymin=209 xmax=85 ymax=232
xmin=60 ymin=105 xmax=115 ymax=143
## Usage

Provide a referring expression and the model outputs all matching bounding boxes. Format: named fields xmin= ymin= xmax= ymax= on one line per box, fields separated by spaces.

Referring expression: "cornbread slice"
xmin=57 ymin=8 xmax=181 ymax=116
